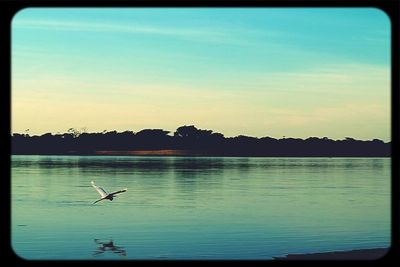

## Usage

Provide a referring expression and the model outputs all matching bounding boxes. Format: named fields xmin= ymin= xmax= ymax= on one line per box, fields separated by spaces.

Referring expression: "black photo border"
xmin=1 ymin=0 xmax=399 ymax=265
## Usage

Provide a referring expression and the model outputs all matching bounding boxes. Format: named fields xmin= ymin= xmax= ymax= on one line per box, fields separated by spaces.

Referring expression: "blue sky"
xmin=12 ymin=8 xmax=390 ymax=140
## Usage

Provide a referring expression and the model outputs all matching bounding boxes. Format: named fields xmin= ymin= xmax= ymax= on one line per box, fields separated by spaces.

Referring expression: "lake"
xmin=11 ymin=156 xmax=390 ymax=260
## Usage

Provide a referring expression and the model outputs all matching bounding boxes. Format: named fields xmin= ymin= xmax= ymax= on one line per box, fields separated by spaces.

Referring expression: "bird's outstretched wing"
xmin=91 ymin=181 xmax=108 ymax=198
xmin=110 ymin=188 xmax=128 ymax=196
xmin=93 ymin=198 xmax=106 ymax=205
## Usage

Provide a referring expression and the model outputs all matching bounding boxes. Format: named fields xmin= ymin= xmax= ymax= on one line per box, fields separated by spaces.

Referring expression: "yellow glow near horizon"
xmin=12 ymin=63 xmax=390 ymax=140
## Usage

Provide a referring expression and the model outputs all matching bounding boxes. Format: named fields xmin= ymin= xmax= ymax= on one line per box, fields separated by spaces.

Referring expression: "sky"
xmin=12 ymin=8 xmax=391 ymax=141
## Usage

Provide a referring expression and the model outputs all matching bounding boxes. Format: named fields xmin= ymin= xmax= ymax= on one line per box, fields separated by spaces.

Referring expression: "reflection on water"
xmin=12 ymin=156 xmax=387 ymax=175
xmin=93 ymin=239 xmax=126 ymax=257
xmin=12 ymin=156 xmax=390 ymax=260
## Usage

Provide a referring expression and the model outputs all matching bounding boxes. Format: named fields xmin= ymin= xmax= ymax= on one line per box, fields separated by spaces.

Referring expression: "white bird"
xmin=91 ymin=181 xmax=127 ymax=204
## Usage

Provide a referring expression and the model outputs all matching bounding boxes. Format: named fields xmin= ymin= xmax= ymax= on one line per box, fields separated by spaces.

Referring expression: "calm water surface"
xmin=12 ymin=156 xmax=390 ymax=259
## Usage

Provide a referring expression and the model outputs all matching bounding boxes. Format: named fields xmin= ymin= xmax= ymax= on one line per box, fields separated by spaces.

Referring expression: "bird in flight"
xmin=91 ymin=181 xmax=127 ymax=204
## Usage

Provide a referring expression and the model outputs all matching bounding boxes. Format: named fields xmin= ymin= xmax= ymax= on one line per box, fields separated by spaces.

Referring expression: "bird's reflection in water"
xmin=93 ymin=239 xmax=127 ymax=257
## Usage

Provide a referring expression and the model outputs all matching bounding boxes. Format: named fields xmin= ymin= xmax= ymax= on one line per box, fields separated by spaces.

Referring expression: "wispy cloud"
xmin=13 ymin=19 xmax=249 ymax=45
xmin=235 ymin=63 xmax=390 ymax=96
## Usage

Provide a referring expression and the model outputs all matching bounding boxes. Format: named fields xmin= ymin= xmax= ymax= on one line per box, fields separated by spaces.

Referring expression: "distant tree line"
xmin=11 ymin=125 xmax=390 ymax=157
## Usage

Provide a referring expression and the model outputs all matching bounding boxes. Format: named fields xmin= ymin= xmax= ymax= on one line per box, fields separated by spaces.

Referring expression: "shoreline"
xmin=273 ymin=247 xmax=389 ymax=260
xmin=11 ymin=150 xmax=390 ymax=158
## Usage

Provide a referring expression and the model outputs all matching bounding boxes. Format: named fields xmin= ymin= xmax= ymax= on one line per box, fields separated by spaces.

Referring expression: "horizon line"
xmin=10 ymin=126 xmax=390 ymax=143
